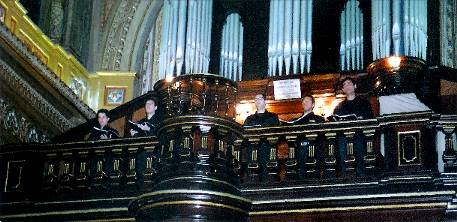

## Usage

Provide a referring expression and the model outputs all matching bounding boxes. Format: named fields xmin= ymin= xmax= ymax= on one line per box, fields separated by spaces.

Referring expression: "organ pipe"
xmin=284 ymin=0 xmax=293 ymax=75
xmin=305 ymin=0 xmax=312 ymax=73
xmin=159 ymin=0 xmax=213 ymax=79
xmin=292 ymin=0 xmax=300 ymax=75
xmin=176 ymin=0 xmax=187 ymax=76
xmin=340 ymin=0 xmax=364 ymax=71
xmin=220 ymin=13 xmax=244 ymax=81
xmin=371 ymin=0 xmax=427 ymax=60
xmin=268 ymin=0 xmax=313 ymax=76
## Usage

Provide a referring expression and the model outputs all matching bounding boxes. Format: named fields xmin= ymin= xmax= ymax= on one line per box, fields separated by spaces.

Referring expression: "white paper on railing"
xmin=379 ymin=93 xmax=431 ymax=115
xmin=273 ymin=79 xmax=301 ymax=100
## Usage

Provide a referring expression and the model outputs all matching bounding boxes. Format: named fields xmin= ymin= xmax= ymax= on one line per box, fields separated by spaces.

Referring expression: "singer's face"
xmin=98 ymin=113 xmax=109 ymax=127
xmin=342 ymin=79 xmax=356 ymax=95
xmin=145 ymin=100 xmax=157 ymax=114
xmin=302 ymin=96 xmax=314 ymax=113
xmin=254 ymin=94 xmax=266 ymax=111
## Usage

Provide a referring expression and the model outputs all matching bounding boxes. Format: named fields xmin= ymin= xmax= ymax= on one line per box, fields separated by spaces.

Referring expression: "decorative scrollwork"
xmin=0 ymin=59 xmax=73 ymax=131
xmin=101 ymin=0 xmax=140 ymax=71
xmin=441 ymin=0 xmax=457 ymax=68
xmin=4 ymin=108 xmax=19 ymax=134
xmin=0 ymin=24 xmax=94 ymax=120
xmin=0 ymin=98 xmax=50 ymax=143
xmin=0 ymin=4 xmax=4 ymax=23
xmin=69 ymin=77 xmax=87 ymax=99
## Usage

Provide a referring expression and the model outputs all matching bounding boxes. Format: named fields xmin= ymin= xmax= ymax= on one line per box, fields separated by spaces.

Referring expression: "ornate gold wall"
xmin=0 ymin=0 xmax=135 ymax=111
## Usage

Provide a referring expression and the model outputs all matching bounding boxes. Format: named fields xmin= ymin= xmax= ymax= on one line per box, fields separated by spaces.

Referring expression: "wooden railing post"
xmin=442 ymin=127 xmax=457 ymax=173
xmin=363 ymin=129 xmax=377 ymax=175
xmin=246 ymin=138 xmax=260 ymax=182
xmin=75 ymin=151 xmax=89 ymax=190
xmin=343 ymin=131 xmax=356 ymax=177
xmin=58 ymin=152 xmax=75 ymax=192
xmin=265 ymin=137 xmax=279 ymax=182
xmin=323 ymin=132 xmax=337 ymax=178
xmin=284 ymin=135 xmax=298 ymax=180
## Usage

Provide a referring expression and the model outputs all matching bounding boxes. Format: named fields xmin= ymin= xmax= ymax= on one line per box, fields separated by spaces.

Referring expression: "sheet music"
xmin=128 ymin=120 xmax=154 ymax=127
xmin=93 ymin=126 xmax=119 ymax=137
xmin=328 ymin=114 xmax=359 ymax=121
xmin=243 ymin=124 xmax=262 ymax=128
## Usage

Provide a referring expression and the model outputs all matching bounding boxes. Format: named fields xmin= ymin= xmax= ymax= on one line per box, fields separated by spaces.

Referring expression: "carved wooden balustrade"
xmin=1 ymin=112 xmax=457 ymax=221
xmin=1 ymin=137 xmax=158 ymax=198
xmin=236 ymin=119 xmax=379 ymax=183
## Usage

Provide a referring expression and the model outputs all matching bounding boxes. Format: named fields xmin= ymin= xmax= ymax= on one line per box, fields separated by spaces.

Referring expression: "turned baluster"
xmin=285 ymin=135 xmax=298 ymax=180
xmin=323 ymin=132 xmax=337 ymax=178
xmin=343 ymin=131 xmax=356 ymax=177
xmin=363 ymin=129 xmax=377 ymax=175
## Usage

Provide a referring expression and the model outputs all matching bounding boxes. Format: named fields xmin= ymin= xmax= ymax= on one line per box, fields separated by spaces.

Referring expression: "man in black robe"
xmin=87 ymin=109 xmax=119 ymax=140
xmin=289 ymin=95 xmax=325 ymax=179
xmin=290 ymin=95 xmax=325 ymax=124
xmin=243 ymin=94 xmax=279 ymax=127
xmin=333 ymin=77 xmax=374 ymax=177
xmin=333 ymin=77 xmax=374 ymax=119
xmin=128 ymin=98 xmax=161 ymax=189
xmin=130 ymin=98 xmax=161 ymax=137
xmin=243 ymin=94 xmax=279 ymax=181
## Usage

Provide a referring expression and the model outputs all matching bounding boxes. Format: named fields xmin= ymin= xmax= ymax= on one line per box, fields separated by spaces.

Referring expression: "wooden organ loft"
xmin=1 ymin=57 xmax=457 ymax=221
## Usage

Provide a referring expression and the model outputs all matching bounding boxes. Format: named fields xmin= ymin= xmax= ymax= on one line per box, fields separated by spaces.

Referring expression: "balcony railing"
xmin=1 ymin=112 xmax=455 ymax=195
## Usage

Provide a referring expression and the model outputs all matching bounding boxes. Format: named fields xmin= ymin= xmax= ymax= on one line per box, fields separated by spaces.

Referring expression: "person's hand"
xmin=100 ymin=134 xmax=108 ymax=140
xmin=139 ymin=123 xmax=151 ymax=131
xmin=130 ymin=129 xmax=138 ymax=136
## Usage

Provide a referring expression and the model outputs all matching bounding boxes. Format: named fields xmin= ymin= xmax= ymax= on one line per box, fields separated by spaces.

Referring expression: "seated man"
xmin=333 ymin=77 xmax=374 ymax=177
xmin=87 ymin=109 xmax=119 ymax=140
xmin=130 ymin=98 xmax=160 ymax=137
xmin=243 ymin=94 xmax=279 ymax=127
xmin=288 ymin=94 xmax=325 ymax=124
